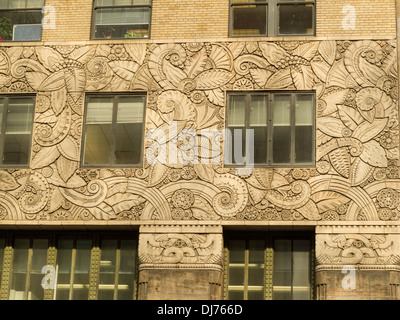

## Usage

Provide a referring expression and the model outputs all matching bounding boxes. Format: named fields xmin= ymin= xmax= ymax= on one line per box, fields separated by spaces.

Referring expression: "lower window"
xmin=225 ymin=233 xmax=314 ymax=300
xmin=0 ymin=232 xmax=138 ymax=300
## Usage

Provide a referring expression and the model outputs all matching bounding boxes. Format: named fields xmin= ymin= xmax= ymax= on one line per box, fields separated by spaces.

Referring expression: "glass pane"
xmin=0 ymin=10 xmax=42 ymax=41
xmin=278 ymin=4 xmax=314 ymax=35
xmin=114 ymin=0 xmax=132 ymax=5
xmin=96 ymin=0 xmax=114 ymax=6
xmin=55 ymin=239 xmax=73 ymax=300
xmin=228 ymin=95 xmax=245 ymax=127
xmin=10 ymin=238 xmax=29 ymax=300
xmin=9 ymin=0 xmax=26 ymax=9
xmin=117 ymin=239 xmax=137 ymax=300
xmin=273 ymin=239 xmax=292 ymax=300
xmin=28 ymin=239 xmax=48 ymax=300
xmin=26 ymin=0 xmax=44 ymax=8
xmin=228 ymin=240 xmax=246 ymax=292
xmin=295 ymin=95 xmax=313 ymax=163
xmin=83 ymin=97 xmax=113 ymax=165
xmin=98 ymin=239 xmax=117 ymax=300
xmin=292 ymin=240 xmax=310 ymax=300
xmin=94 ymin=7 xmax=150 ymax=39
xmin=248 ymin=240 xmax=264 ymax=300
xmin=273 ymin=95 xmax=291 ymax=164
xmin=3 ymin=98 xmax=34 ymax=165
xmin=72 ymin=239 xmax=92 ymax=300
xmin=250 ymin=95 xmax=268 ymax=164
xmin=114 ymin=96 xmax=144 ymax=165
xmin=232 ymin=5 xmax=267 ymax=36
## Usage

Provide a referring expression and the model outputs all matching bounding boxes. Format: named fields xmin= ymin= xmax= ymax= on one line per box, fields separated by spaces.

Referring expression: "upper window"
xmin=225 ymin=92 xmax=315 ymax=167
xmin=225 ymin=234 xmax=313 ymax=300
xmin=0 ymin=96 xmax=34 ymax=167
xmin=0 ymin=0 xmax=44 ymax=41
xmin=82 ymin=94 xmax=146 ymax=167
xmin=230 ymin=0 xmax=315 ymax=37
xmin=92 ymin=0 xmax=151 ymax=39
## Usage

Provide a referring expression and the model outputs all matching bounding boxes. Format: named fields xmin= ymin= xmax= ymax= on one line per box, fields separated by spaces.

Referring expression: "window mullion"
xmin=244 ymin=242 xmax=249 ymax=300
xmin=88 ymin=233 xmax=101 ymax=300
xmin=290 ymin=93 xmax=296 ymax=165
xmin=110 ymin=96 xmax=119 ymax=166
xmin=267 ymin=94 xmax=273 ymax=165
xmin=113 ymin=240 xmax=121 ymax=300
xmin=69 ymin=240 xmax=76 ymax=300
xmin=264 ymin=238 xmax=273 ymax=300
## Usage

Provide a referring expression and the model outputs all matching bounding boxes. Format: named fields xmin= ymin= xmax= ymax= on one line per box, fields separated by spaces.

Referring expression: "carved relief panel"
xmin=0 ymin=40 xmax=398 ymax=223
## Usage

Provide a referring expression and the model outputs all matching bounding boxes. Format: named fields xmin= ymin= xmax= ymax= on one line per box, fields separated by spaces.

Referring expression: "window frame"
xmin=224 ymin=232 xmax=315 ymax=300
xmin=0 ymin=0 xmax=44 ymax=42
xmin=90 ymin=0 xmax=153 ymax=40
xmin=0 ymin=95 xmax=35 ymax=168
xmin=224 ymin=91 xmax=316 ymax=168
xmin=229 ymin=0 xmax=316 ymax=37
xmin=81 ymin=93 xmax=147 ymax=168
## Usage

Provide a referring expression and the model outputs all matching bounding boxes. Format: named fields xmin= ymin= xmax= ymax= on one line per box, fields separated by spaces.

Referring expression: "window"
xmin=0 ymin=232 xmax=138 ymax=300
xmin=225 ymin=92 xmax=315 ymax=167
xmin=0 ymin=96 xmax=35 ymax=166
xmin=92 ymin=0 xmax=151 ymax=39
xmin=230 ymin=0 xmax=315 ymax=37
xmin=82 ymin=94 xmax=146 ymax=167
xmin=225 ymin=234 xmax=313 ymax=300
xmin=0 ymin=0 xmax=44 ymax=41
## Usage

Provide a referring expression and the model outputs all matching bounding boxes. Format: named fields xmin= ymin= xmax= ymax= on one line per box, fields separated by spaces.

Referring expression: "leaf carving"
xmin=125 ymin=44 xmax=147 ymax=65
xmin=265 ymin=68 xmax=292 ymax=89
xmin=352 ymin=118 xmax=388 ymax=142
xmin=350 ymin=158 xmax=374 ymax=186
xmin=147 ymin=163 xmax=169 ymax=187
xmin=64 ymin=68 xmax=86 ymax=93
xmin=195 ymin=69 xmax=234 ymax=89
xmin=31 ymin=145 xmax=60 ymax=169
xmin=293 ymin=42 xmax=319 ymax=61
xmin=88 ymin=203 xmax=117 ymax=220
xmin=184 ymin=47 xmax=208 ymax=78
xmin=329 ymin=148 xmax=351 ymax=178
xmin=338 ymin=105 xmax=363 ymax=130
xmin=292 ymin=65 xmax=314 ymax=90
xmin=109 ymin=60 xmax=139 ymax=81
xmin=56 ymin=155 xmax=78 ymax=182
xmin=0 ymin=171 xmax=20 ymax=191
xmin=57 ymin=136 xmax=80 ymax=161
xmin=359 ymin=140 xmax=388 ymax=167
xmin=193 ymin=164 xmax=215 ymax=183
xmin=318 ymin=117 xmax=346 ymax=137
xmin=204 ymin=89 xmax=225 ymax=106
xmin=259 ymin=43 xmax=288 ymax=65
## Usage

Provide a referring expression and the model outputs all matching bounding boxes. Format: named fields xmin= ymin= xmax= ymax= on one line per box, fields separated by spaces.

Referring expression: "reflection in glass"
xmin=9 ymin=238 xmax=48 ymax=300
xmin=295 ymin=95 xmax=313 ymax=163
xmin=250 ymin=95 xmax=268 ymax=164
xmin=83 ymin=97 xmax=113 ymax=165
xmin=273 ymin=95 xmax=291 ymax=163
xmin=279 ymin=4 xmax=313 ymax=35
xmin=232 ymin=4 xmax=267 ymax=36
xmin=115 ymin=96 xmax=144 ymax=165
xmin=55 ymin=239 xmax=92 ymax=300
xmin=3 ymin=98 xmax=34 ymax=165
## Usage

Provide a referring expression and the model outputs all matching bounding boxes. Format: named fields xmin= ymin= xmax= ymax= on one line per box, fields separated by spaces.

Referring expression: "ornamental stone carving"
xmin=0 ymin=40 xmax=398 ymax=222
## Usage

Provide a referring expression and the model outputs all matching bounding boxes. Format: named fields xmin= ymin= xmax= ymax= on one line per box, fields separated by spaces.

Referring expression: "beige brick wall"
xmin=317 ymin=0 xmax=396 ymax=38
xmin=42 ymin=0 xmax=93 ymax=42
xmin=151 ymin=0 xmax=229 ymax=40
xmin=39 ymin=0 xmax=396 ymax=42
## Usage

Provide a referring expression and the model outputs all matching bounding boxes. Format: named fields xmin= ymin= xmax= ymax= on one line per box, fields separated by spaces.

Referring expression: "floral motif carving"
xmin=0 ymin=40 xmax=398 ymax=222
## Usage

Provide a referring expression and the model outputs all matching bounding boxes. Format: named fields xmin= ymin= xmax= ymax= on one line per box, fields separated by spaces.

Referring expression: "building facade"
xmin=0 ymin=0 xmax=399 ymax=300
